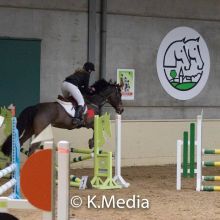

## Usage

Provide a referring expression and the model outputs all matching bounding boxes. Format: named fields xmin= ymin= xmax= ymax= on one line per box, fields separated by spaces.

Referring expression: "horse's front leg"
xmin=88 ymin=131 xmax=94 ymax=149
xmin=84 ymin=116 xmax=95 ymax=149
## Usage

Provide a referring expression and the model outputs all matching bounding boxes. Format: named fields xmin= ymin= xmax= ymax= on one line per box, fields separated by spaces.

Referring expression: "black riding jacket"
xmin=65 ymin=69 xmax=91 ymax=94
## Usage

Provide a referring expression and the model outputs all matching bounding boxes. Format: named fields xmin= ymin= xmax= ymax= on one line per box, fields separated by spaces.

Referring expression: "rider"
xmin=61 ymin=62 xmax=95 ymax=123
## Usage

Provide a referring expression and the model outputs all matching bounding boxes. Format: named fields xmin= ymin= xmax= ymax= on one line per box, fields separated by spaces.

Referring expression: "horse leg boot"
xmin=73 ymin=105 xmax=84 ymax=126
xmin=28 ymin=142 xmax=41 ymax=156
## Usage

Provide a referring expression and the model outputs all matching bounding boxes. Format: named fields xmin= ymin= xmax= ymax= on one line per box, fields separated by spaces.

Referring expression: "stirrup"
xmin=74 ymin=105 xmax=84 ymax=118
xmin=73 ymin=117 xmax=84 ymax=126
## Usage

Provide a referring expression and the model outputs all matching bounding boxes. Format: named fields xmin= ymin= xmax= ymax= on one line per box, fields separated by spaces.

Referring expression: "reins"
xmin=85 ymin=85 xmax=116 ymax=109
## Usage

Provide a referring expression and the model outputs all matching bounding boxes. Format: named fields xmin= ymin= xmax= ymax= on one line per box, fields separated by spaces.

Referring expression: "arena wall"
xmin=1 ymin=1 xmax=220 ymax=166
xmin=51 ymin=119 xmax=220 ymax=168
xmin=0 ymin=1 xmax=220 ymax=120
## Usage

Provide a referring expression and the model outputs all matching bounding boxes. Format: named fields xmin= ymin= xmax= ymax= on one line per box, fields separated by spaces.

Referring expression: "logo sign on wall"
xmin=156 ymin=27 xmax=210 ymax=100
xmin=117 ymin=69 xmax=135 ymax=100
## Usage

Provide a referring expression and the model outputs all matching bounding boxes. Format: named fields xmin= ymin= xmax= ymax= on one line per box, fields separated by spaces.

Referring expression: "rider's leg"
xmin=61 ymin=81 xmax=71 ymax=98
xmin=69 ymin=86 xmax=85 ymax=121
xmin=61 ymin=81 xmax=85 ymax=121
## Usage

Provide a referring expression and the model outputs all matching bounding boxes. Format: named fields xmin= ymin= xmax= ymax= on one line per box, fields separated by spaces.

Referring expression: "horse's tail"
xmin=1 ymin=105 xmax=38 ymax=156
xmin=16 ymin=105 xmax=38 ymax=136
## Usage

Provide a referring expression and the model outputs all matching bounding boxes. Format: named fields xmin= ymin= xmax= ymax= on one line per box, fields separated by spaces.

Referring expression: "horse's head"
xmin=185 ymin=38 xmax=204 ymax=70
xmin=164 ymin=39 xmax=191 ymax=71
xmin=91 ymin=79 xmax=124 ymax=114
xmin=107 ymin=81 xmax=124 ymax=114
xmin=175 ymin=39 xmax=191 ymax=71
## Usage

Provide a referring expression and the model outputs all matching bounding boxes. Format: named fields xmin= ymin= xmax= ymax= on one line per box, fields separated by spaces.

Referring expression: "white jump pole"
xmin=196 ymin=114 xmax=203 ymax=191
xmin=113 ymin=114 xmax=129 ymax=188
xmin=0 ymin=164 xmax=16 ymax=179
xmin=0 ymin=179 xmax=16 ymax=195
xmin=176 ymin=140 xmax=182 ymax=190
xmin=57 ymin=141 xmax=70 ymax=220
xmin=42 ymin=141 xmax=54 ymax=220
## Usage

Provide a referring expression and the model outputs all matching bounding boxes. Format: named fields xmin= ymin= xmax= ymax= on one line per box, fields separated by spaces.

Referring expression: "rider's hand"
xmin=89 ymin=87 xmax=96 ymax=94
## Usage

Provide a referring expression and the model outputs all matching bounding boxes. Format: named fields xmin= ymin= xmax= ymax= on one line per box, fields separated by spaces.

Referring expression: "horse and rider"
xmin=61 ymin=62 xmax=96 ymax=125
xmin=1 ymin=62 xmax=124 ymax=156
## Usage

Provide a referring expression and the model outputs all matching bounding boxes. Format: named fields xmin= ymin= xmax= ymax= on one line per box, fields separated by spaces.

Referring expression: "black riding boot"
xmin=73 ymin=105 xmax=84 ymax=125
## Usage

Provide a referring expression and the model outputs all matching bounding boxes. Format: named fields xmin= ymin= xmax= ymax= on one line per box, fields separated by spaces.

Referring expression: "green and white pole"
xmin=183 ymin=131 xmax=188 ymax=177
xmin=70 ymin=148 xmax=93 ymax=154
xmin=190 ymin=123 xmax=195 ymax=177
xmin=70 ymin=175 xmax=81 ymax=183
xmin=202 ymin=176 xmax=220 ymax=181
xmin=203 ymin=149 xmax=220 ymax=154
xmin=201 ymin=186 xmax=220 ymax=191
xmin=202 ymin=161 xmax=220 ymax=167
xmin=72 ymin=154 xmax=92 ymax=163
xmin=70 ymin=175 xmax=81 ymax=187
xmin=176 ymin=122 xmax=196 ymax=190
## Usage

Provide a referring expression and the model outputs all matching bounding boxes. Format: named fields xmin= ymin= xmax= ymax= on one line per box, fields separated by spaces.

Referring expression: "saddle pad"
xmin=56 ymin=99 xmax=76 ymax=117
xmin=56 ymin=99 xmax=87 ymax=118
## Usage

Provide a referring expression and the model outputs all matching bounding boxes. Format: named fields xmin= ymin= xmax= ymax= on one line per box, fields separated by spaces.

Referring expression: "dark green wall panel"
xmin=0 ymin=39 xmax=41 ymax=115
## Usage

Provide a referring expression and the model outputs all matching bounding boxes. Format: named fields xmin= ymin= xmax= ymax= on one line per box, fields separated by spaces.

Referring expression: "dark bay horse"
xmin=1 ymin=79 xmax=124 ymax=156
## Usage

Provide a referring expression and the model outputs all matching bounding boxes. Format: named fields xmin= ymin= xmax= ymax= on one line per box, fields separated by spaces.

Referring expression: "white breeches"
xmin=61 ymin=81 xmax=85 ymax=106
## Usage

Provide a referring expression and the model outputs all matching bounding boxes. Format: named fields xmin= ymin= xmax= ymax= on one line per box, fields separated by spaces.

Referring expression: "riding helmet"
xmin=83 ymin=62 xmax=95 ymax=72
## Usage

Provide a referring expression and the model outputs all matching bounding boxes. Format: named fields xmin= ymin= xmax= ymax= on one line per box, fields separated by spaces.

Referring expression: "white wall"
xmin=1 ymin=116 xmax=220 ymax=167
xmin=51 ymin=118 xmax=220 ymax=168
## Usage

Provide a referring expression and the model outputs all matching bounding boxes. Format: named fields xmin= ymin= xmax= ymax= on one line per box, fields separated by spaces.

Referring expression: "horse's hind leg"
xmin=19 ymin=127 xmax=34 ymax=146
xmin=28 ymin=128 xmax=47 ymax=156
xmin=28 ymin=114 xmax=53 ymax=155
xmin=19 ymin=129 xmax=34 ymax=155
xmin=1 ymin=128 xmax=33 ymax=156
xmin=28 ymin=142 xmax=41 ymax=156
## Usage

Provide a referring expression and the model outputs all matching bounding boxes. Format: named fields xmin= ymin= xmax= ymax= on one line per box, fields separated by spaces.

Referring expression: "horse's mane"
xmin=91 ymin=79 xmax=113 ymax=93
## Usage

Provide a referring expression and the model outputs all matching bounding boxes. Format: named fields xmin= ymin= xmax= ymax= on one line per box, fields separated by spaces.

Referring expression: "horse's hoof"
xmin=87 ymin=178 xmax=93 ymax=189
xmin=88 ymin=139 xmax=94 ymax=149
xmin=72 ymin=118 xmax=84 ymax=128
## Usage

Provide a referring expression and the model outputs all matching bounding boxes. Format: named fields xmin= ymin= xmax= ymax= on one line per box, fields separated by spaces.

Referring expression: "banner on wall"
xmin=117 ymin=69 xmax=135 ymax=100
xmin=156 ymin=26 xmax=210 ymax=100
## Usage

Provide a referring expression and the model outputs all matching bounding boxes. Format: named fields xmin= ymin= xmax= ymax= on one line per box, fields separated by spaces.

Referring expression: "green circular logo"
xmin=157 ymin=27 xmax=210 ymax=100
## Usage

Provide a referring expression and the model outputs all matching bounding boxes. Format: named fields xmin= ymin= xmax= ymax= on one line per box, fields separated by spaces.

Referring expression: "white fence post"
xmin=57 ymin=141 xmax=70 ymax=220
xmin=196 ymin=114 xmax=203 ymax=191
xmin=43 ymin=141 xmax=54 ymax=220
xmin=113 ymin=114 xmax=130 ymax=188
xmin=176 ymin=140 xmax=182 ymax=190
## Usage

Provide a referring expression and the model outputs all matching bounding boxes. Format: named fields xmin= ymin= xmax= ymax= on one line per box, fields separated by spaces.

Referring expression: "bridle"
xmin=85 ymin=84 xmax=122 ymax=111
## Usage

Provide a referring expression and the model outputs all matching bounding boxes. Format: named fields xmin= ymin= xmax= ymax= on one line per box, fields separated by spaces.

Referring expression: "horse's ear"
xmin=119 ymin=80 xmax=124 ymax=89
xmin=196 ymin=37 xmax=200 ymax=42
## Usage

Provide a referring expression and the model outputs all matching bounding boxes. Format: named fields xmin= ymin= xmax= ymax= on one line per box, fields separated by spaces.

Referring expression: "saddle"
xmin=57 ymin=95 xmax=94 ymax=120
xmin=57 ymin=95 xmax=77 ymax=108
